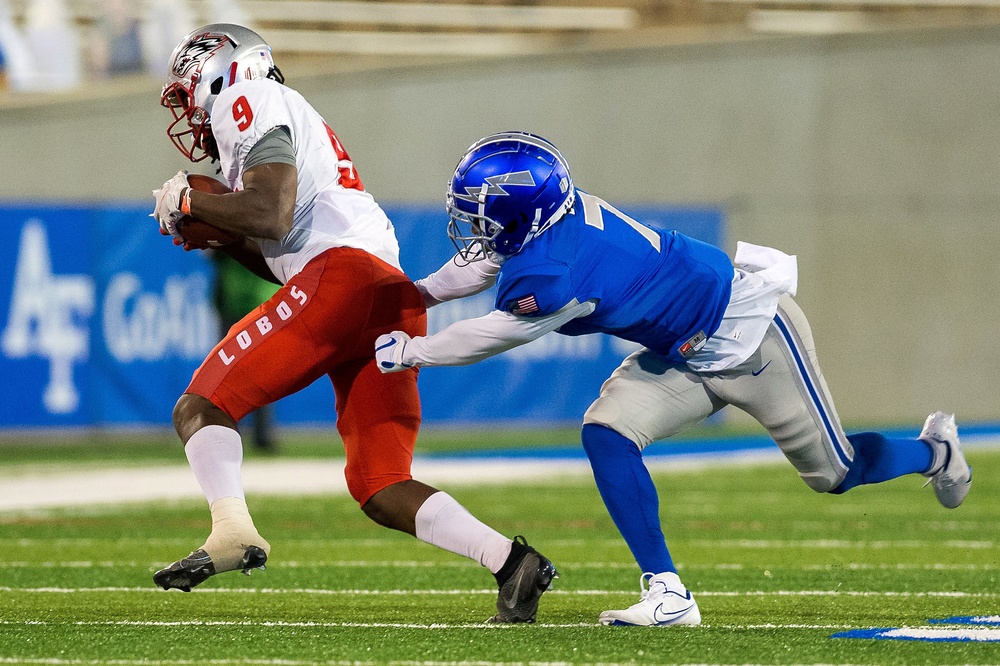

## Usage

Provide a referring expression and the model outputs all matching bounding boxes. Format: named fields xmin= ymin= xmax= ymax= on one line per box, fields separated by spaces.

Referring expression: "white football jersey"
xmin=211 ymin=78 xmax=401 ymax=283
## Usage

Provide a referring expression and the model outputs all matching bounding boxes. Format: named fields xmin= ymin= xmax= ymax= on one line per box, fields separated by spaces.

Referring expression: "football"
xmin=176 ymin=174 xmax=242 ymax=248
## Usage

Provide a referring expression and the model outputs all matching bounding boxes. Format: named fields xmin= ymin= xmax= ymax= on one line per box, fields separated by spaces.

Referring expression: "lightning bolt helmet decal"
xmin=453 ymin=171 xmax=536 ymax=203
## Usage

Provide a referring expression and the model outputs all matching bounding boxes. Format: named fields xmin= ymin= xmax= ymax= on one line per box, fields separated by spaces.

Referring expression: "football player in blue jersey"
xmin=374 ymin=131 xmax=972 ymax=627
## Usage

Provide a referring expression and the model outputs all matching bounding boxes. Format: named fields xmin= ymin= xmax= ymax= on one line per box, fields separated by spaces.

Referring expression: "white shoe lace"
xmin=637 ymin=571 xmax=676 ymax=602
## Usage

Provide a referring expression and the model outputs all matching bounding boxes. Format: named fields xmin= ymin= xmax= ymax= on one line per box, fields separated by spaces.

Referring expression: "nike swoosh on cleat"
xmin=504 ymin=572 xmax=526 ymax=609
xmin=653 ymin=601 xmax=696 ymax=624
xmin=751 ymin=360 xmax=772 ymax=377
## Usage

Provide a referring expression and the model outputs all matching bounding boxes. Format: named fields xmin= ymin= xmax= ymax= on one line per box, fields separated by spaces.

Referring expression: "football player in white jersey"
xmin=150 ymin=25 xmax=556 ymax=623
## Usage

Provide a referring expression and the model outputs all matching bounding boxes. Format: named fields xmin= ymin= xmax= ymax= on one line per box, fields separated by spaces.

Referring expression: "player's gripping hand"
xmin=375 ymin=331 xmax=414 ymax=373
xmin=151 ymin=170 xmax=190 ymax=237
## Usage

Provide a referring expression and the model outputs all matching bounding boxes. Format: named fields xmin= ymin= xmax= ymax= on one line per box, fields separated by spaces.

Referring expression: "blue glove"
xmin=375 ymin=331 xmax=413 ymax=373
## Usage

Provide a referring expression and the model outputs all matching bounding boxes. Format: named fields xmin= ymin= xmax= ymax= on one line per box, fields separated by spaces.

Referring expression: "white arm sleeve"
xmin=414 ymin=255 xmax=501 ymax=306
xmin=402 ymin=299 xmax=597 ymax=366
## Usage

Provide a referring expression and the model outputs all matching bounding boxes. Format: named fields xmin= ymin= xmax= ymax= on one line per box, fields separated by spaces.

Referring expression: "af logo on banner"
xmin=2 ymin=220 xmax=95 ymax=414
xmin=0 ymin=205 xmax=219 ymax=426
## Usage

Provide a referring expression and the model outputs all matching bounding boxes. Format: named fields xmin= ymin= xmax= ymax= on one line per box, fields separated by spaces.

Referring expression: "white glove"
xmin=152 ymin=170 xmax=190 ymax=237
xmin=375 ymin=331 xmax=414 ymax=373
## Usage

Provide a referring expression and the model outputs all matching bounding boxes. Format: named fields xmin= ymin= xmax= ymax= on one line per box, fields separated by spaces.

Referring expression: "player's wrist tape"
xmin=180 ymin=187 xmax=192 ymax=216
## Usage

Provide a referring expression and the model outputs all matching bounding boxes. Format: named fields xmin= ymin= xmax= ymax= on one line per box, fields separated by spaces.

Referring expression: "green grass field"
xmin=1 ymin=432 xmax=998 ymax=666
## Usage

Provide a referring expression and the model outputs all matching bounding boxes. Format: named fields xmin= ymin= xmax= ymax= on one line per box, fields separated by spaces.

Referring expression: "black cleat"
xmin=153 ymin=546 xmax=267 ymax=592
xmin=488 ymin=535 xmax=558 ymax=623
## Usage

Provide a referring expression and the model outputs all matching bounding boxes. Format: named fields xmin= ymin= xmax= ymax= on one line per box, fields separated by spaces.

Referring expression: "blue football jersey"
xmin=494 ymin=190 xmax=734 ymax=364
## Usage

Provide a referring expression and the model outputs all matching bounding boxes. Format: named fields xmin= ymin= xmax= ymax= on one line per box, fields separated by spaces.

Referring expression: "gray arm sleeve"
xmin=244 ymin=126 xmax=295 ymax=170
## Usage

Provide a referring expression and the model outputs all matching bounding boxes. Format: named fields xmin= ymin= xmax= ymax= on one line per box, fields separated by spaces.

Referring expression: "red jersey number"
xmin=323 ymin=123 xmax=364 ymax=192
xmin=232 ymin=96 xmax=253 ymax=131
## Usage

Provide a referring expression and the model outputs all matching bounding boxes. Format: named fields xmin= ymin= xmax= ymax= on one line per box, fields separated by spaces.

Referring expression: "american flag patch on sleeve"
xmin=508 ymin=294 xmax=540 ymax=315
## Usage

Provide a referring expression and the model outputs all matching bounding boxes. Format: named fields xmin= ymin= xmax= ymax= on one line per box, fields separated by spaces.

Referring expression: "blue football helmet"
xmin=447 ymin=131 xmax=574 ymax=262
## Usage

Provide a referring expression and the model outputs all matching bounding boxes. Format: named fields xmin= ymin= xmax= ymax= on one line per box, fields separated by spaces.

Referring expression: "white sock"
xmin=185 ymin=425 xmax=246 ymax=506
xmin=414 ymin=491 xmax=513 ymax=573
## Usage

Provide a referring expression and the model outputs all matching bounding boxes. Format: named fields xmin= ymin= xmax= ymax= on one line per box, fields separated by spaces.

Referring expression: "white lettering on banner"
xmin=1 ymin=220 xmax=95 ymax=414
xmin=103 ymin=273 xmax=217 ymax=362
xmin=276 ymin=301 xmax=292 ymax=320
xmin=237 ymin=330 xmax=252 ymax=350
xmin=256 ymin=316 xmax=272 ymax=335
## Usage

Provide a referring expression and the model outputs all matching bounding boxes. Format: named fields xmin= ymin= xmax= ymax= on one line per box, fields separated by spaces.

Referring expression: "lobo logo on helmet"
xmin=172 ymin=33 xmax=231 ymax=78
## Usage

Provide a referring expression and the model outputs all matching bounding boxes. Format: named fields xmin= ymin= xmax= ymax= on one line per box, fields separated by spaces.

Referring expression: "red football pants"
xmin=186 ymin=247 xmax=427 ymax=504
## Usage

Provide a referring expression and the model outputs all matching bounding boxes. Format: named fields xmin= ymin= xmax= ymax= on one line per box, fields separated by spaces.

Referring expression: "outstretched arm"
xmin=376 ymin=299 xmax=596 ymax=372
xmin=414 ymin=254 xmax=501 ymax=307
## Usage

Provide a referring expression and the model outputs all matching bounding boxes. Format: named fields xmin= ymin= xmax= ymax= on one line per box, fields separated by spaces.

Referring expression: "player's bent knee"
xmin=583 ymin=397 xmax=618 ymax=429
xmin=345 ymin=469 xmax=412 ymax=507
xmin=172 ymin=393 xmax=236 ymax=443
xmin=583 ymin=402 xmax=653 ymax=450
xmin=172 ymin=394 xmax=202 ymax=435
xmin=799 ymin=469 xmax=845 ymax=494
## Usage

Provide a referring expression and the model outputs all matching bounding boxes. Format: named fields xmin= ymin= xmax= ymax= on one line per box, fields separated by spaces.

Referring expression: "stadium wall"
xmin=1 ymin=24 xmax=997 ymax=424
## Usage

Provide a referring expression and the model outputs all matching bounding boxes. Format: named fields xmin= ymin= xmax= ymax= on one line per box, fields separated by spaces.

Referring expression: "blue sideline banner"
xmin=0 ymin=202 xmax=722 ymax=428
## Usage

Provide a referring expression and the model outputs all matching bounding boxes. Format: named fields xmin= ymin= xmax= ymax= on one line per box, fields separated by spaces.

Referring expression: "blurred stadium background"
xmin=0 ymin=0 xmax=998 ymax=437
xmin=2 ymin=10 xmax=999 ymax=663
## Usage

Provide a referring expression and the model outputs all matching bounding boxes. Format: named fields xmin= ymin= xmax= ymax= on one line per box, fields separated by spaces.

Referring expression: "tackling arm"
xmin=376 ymin=299 xmax=596 ymax=371
xmin=414 ymin=255 xmax=501 ymax=307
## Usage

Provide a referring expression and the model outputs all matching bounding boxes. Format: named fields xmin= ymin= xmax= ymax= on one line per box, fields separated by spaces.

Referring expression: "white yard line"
xmin=0 ymin=656 xmax=736 ymax=666
xmin=0 ymin=656 xmax=696 ymax=666
xmin=3 ymin=586 xmax=996 ymax=598
xmin=2 ymin=560 xmax=997 ymax=571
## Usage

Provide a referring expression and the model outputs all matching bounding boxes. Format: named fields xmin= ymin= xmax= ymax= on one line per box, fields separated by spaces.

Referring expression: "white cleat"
xmin=599 ymin=572 xmax=701 ymax=627
xmin=919 ymin=411 xmax=971 ymax=509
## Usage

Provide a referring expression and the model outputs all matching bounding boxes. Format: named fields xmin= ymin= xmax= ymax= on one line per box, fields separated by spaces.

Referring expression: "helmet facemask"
xmin=446 ymin=198 xmax=545 ymax=266
xmin=161 ymin=75 xmax=216 ymax=162
xmin=446 ymin=195 xmax=506 ymax=265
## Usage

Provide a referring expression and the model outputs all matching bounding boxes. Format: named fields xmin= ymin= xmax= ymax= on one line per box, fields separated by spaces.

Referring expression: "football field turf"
xmin=1 ymin=439 xmax=998 ymax=665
